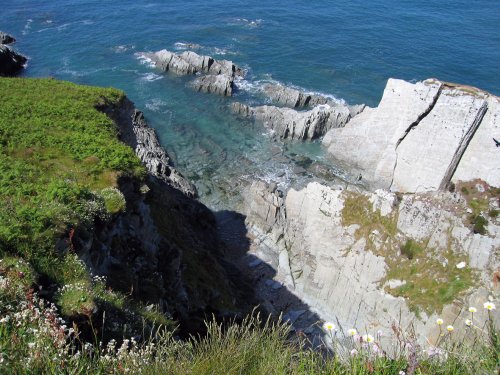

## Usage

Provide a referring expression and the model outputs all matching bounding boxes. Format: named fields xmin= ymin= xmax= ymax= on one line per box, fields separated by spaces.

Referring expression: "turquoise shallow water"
xmin=2 ymin=0 xmax=500 ymax=208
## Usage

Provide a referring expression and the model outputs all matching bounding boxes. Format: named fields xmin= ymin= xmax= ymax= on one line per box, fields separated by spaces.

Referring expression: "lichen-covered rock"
xmin=0 ymin=45 xmax=27 ymax=76
xmin=243 ymin=180 xmax=499 ymax=343
xmin=323 ymin=78 xmax=499 ymax=192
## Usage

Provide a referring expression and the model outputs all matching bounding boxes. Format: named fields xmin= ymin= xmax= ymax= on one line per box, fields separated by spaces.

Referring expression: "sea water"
xmin=2 ymin=0 xmax=499 ymax=208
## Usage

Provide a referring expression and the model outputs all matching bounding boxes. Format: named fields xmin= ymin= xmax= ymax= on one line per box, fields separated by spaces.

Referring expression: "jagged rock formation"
xmin=0 ymin=45 xmax=27 ymax=76
xmin=243 ymin=180 xmax=500 ymax=343
xmin=231 ymin=101 xmax=363 ymax=140
xmin=143 ymin=49 xmax=243 ymax=96
xmin=71 ymin=98 xmax=254 ymax=334
xmin=323 ymin=78 xmax=499 ymax=192
xmin=192 ymin=73 xmax=233 ymax=96
xmin=262 ymin=83 xmax=366 ymax=114
xmin=101 ymin=98 xmax=197 ymax=198
xmin=0 ymin=31 xmax=15 ymax=45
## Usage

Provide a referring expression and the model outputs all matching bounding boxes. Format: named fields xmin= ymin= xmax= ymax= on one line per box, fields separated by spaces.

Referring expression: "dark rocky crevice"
xmin=394 ymin=85 xmax=443 ymax=149
xmin=389 ymin=85 xmax=443 ymax=190
xmin=439 ymin=100 xmax=489 ymax=190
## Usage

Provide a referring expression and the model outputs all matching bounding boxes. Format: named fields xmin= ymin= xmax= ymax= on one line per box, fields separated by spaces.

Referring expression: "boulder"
xmin=0 ymin=31 xmax=15 ymax=45
xmin=323 ymin=78 xmax=499 ymax=191
xmin=0 ymin=45 xmax=27 ymax=76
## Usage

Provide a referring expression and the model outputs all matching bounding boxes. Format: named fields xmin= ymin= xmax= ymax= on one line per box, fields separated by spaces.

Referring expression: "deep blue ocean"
xmin=2 ymin=0 xmax=500 ymax=208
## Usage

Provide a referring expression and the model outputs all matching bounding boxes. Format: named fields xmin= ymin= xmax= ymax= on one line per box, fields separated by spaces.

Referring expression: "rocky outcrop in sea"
xmin=231 ymin=101 xmax=364 ymax=140
xmin=143 ymin=49 xmax=243 ymax=96
xmin=0 ymin=35 xmax=27 ymax=76
xmin=0 ymin=31 xmax=15 ymax=45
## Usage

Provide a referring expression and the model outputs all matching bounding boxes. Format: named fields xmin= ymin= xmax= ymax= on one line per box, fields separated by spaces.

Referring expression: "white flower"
xmin=446 ymin=325 xmax=454 ymax=332
xmin=350 ymin=349 xmax=358 ymax=356
xmin=465 ymin=319 xmax=472 ymax=326
xmin=362 ymin=334 xmax=374 ymax=343
xmin=468 ymin=307 xmax=477 ymax=313
xmin=323 ymin=322 xmax=336 ymax=331
xmin=399 ymin=371 xmax=406 ymax=375
xmin=484 ymin=302 xmax=496 ymax=311
xmin=456 ymin=261 xmax=466 ymax=269
xmin=347 ymin=328 xmax=357 ymax=336
xmin=27 ymin=343 xmax=35 ymax=349
xmin=436 ymin=318 xmax=444 ymax=326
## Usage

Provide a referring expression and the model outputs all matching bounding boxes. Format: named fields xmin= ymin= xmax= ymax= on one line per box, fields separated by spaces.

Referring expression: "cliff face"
xmin=74 ymin=98 xmax=251 ymax=334
xmin=323 ymin=79 xmax=499 ymax=192
xmin=243 ymin=180 xmax=499 ymax=342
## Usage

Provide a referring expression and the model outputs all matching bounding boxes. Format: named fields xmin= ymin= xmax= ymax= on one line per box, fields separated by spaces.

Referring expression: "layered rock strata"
xmin=144 ymin=49 xmax=243 ymax=96
xmin=262 ymin=83 xmax=366 ymax=114
xmin=102 ymin=98 xmax=197 ymax=198
xmin=231 ymin=101 xmax=363 ymax=140
xmin=243 ymin=180 xmax=500 ymax=343
xmin=323 ymin=78 xmax=500 ymax=192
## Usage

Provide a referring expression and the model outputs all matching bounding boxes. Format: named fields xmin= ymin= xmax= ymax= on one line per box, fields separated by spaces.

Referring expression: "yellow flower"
xmin=436 ymin=318 xmax=444 ymax=326
xmin=483 ymin=302 xmax=496 ymax=311
xmin=323 ymin=322 xmax=336 ymax=331
xmin=446 ymin=325 xmax=454 ymax=332
xmin=362 ymin=334 xmax=374 ymax=343
xmin=468 ymin=307 xmax=477 ymax=313
xmin=347 ymin=328 xmax=357 ymax=336
xmin=465 ymin=319 xmax=472 ymax=326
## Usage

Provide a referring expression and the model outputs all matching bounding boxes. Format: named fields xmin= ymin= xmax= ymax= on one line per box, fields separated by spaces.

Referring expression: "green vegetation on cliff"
xmin=0 ymin=78 xmax=167 ymax=338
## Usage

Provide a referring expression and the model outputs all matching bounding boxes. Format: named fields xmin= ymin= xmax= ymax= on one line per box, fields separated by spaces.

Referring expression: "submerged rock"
xmin=323 ymin=78 xmax=499 ymax=192
xmin=231 ymin=101 xmax=359 ymax=140
xmin=0 ymin=31 xmax=16 ymax=45
xmin=0 ymin=45 xmax=27 ymax=76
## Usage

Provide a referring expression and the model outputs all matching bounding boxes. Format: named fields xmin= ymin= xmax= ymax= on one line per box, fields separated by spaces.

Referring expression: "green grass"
xmin=0 ymin=77 xmax=151 ymax=323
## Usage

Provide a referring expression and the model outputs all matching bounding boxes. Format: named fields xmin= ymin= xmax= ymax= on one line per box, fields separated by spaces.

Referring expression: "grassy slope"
xmin=0 ymin=77 xmax=173 ymax=331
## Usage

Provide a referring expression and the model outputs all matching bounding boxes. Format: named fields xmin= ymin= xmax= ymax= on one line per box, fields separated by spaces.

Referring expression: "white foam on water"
xmin=112 ymin=45 xmax=135 ymax=53
xmin=174 ymin=42 xmax=202 ymax=51
xmin=145 ymin=98 xmax=170 ymax=112
xmin=139 ymin=72 xmax=163 ymax=82
xmin=135 ymin=53 xmax=156 ymax=68
xmin=235 ymin=73 xmax=346 ymax=106
xmin=230 ymin=18 xmax=264 ymax=29
xmin=22 ymin=19 xmax=33 ymax=35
